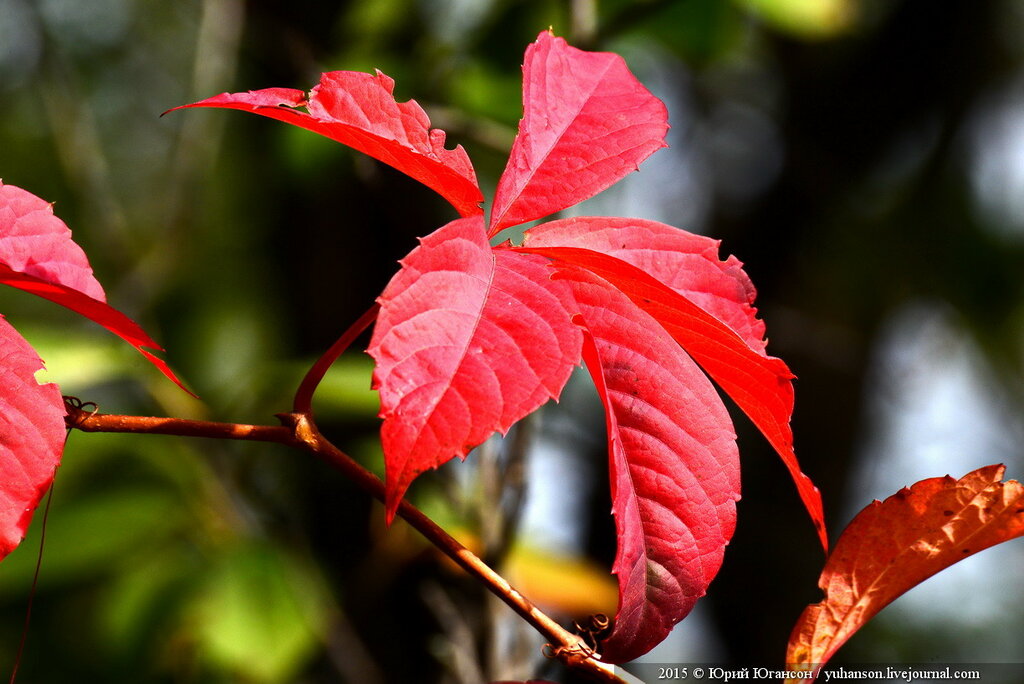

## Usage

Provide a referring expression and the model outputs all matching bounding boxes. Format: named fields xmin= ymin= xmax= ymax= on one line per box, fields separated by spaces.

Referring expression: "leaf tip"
xmin=815 ymin=519 xmax=829 ymax=554
xmin=383 ymin=501 xmax=399 ymax=527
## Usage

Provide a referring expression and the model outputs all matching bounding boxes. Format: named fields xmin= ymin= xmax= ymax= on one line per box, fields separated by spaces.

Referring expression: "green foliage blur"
xmin=1 ymin=0 xmax=1022 ymax=682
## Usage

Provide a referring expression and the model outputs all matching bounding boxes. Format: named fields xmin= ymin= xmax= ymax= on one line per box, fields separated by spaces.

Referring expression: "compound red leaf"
xmin=0 ymin=316 xmax=66 ymax=559
xmin=367 ymin=217 xmax=581 ymax=521
xmin=524 ymin=217 xmax=767 ymax=352
xmin=0 ymin=182 xmax=190 ymax=394
xmin=787 ymin=465 xmax=1024 ymax=670
xmin=489 ymin=32 xmax=669 ymax=235
xmin=559 ymin=265 xmax=739 ymax=663
xmin=173 ymin=72 xmax=484 ymax=217
xmin=521 ymin=245 xmax=826 ymax=550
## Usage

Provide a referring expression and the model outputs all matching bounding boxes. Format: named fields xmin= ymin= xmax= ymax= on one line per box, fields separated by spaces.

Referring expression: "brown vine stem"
xmin=64 ymin=402 xmax=623 ymax=683
xmin=293 ymin=302 xmax=381 ymax=415
xmin=65 ymin=409 xmax=295 ymax=444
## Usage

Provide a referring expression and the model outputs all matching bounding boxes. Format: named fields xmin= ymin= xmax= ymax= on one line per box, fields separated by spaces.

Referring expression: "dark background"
xmin=1 ymin=0 xmax=1022 ymax=682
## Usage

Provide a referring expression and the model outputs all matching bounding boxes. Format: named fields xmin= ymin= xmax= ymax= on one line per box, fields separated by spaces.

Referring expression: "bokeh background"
xmin=1 ymin=0 xmax=1023 ymax=682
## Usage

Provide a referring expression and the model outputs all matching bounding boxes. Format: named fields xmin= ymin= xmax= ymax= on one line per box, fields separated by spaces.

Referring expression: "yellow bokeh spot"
xmin=737 ymin=0 xmax=857 ymax=39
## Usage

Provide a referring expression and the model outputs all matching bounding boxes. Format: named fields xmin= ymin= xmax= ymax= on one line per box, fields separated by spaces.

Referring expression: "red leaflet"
xmin=367 ymin=217 xmax=581 ymax=521
xmin=488 ymin=31 xmax=669 ymax=235
xmin=562 ymin=266 xmax=739 ymax=664
xmin=172 ymin=71 xmax=484 ymax=217
xmin=0 ymin=181 xmax=105 ymax=301
xmin=0 ymin=316 xmax=66 ymax=559
xmin=524 ymin=217 xmax=767 ymax=352
xmin=787 ymin=465 xmax=1024 ymax=670
xmin=0 ymin=183 xmax=189 ymax=394
xmin=520 ymin=245 xmax=826 ymax=550
xmin=0 ymin=268 xmax=188 ymax=394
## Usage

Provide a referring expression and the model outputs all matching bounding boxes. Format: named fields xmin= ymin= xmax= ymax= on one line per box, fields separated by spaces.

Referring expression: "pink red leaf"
xmin=0 ymin=316 xmax=66 ymax=559
xmin=367 ymin=217 xmax=581 ymax=521
xmin=524 ymin=217 xmax=767 ymax=352
xmin=787 ymin=465 xmax=1024 ymax=670
xmin=0 ymin=182 xmax=190 ymax=393
xmin=520 ymin=245 xmax=826 ymax=549
xmin=489 ymin=32 xmax=669 ymax=235
xmin=172 ymin=72 xmax=484 ymax=217
xmin=0 ymin=180 xmax=104 ymax=300
xmin=0 ymin=269 xmax=189 ymax=393
xmin=559 ymin=265 xmax=739 ymax=663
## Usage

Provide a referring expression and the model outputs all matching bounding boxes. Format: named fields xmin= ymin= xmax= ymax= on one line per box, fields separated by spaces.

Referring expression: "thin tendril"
xmin=9 ymin=476 xmax=57 ymax=684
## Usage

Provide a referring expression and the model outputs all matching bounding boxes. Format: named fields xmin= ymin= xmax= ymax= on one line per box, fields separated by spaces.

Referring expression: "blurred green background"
xmin=1 ymin=0 xmax=1023 ymax=682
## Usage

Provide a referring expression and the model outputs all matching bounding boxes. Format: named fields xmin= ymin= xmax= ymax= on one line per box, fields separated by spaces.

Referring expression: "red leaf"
xmin=0 ymin=269 xmax=188 ymax=394
xmin=0 ymin=182 xmax=190 ymax=394
xmin=524 ymin=217 xmax=767 ymax=352
xmin=520 ymin=245 xmax=826 ymax=550
xmin=559 ymin=265 xmax=739 ymax=663
xmin=489 ymin=32 xmax=669 ymax=235
xmin=367 ymin=217 xmax=581 ymax=521
xmin=787 ymin=465 xmax=1024 ymax=671
xmin=0 ymin=180 xmax=104 ymax=300
xmin=172 ymin=71 xmax=484 ymax=217
xmin=0 ymin=316 xmax=66 ymax=559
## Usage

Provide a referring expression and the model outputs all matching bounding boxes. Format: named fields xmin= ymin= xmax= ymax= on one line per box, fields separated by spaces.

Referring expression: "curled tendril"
xmin=62 ymin=396 xmax=99 ymax=426
xmin=569 ymin=613 xmax=612 ymax=654
xmin=588 ymin=613 xmax=611 ymax=633
xmin=542 ymin=640 xmax=597 ymax=666
xmin=542 ymin=614 xmax=611 ymax=665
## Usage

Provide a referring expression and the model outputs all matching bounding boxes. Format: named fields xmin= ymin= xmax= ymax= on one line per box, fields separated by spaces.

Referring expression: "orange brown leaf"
xmin=787 ymin=464 xmax=1024 ymax=670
